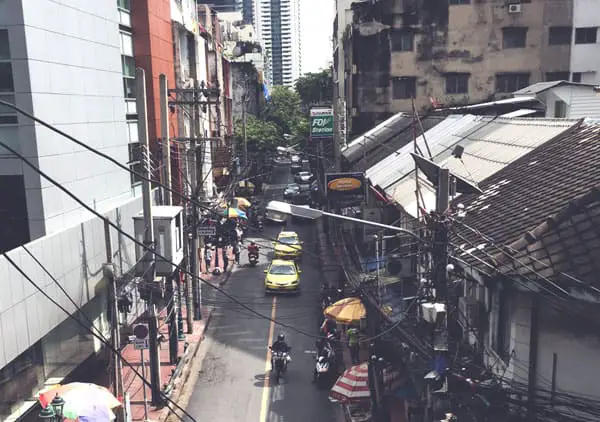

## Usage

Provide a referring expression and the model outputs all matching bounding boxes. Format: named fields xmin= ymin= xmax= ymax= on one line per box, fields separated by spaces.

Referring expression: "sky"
xmin=300 ymin=0 xmax=335 ymax=74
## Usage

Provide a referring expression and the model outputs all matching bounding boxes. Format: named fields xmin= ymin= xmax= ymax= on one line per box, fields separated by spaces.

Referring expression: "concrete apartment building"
xmin=253 ymin=0 xmax=301 ymax=87
xmin=335 ymin=0 xmax=600 ymax=139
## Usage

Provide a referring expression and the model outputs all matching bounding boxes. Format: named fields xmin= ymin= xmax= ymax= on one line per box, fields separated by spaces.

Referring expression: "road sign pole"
xmin=140 ymin=349 xmax=149 ymax=422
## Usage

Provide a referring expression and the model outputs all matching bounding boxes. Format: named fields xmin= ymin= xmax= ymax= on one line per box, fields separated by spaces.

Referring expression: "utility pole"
xmin=166 ymin=275 xmax=178 ymax=364
xmin=104 ymin=220 xmax=125 ymax=422
xmin=159 ymin=74 xmax=172 ymax=205
xmin=135 ymin=67 xmax=162 ymax=406
xmin=242 ymin=92 xmax=248 ymax=168
xmin=190 ymin=83 xmax=202 ymax=321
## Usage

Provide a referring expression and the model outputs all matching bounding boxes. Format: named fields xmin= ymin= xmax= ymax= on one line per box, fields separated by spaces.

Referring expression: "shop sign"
xmin=325 ymin=172 xmax=366 ymax=203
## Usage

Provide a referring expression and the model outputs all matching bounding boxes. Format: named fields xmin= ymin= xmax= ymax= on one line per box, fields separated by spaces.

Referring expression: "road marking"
xmin=259 ymin=295 xmax=277 ymax=422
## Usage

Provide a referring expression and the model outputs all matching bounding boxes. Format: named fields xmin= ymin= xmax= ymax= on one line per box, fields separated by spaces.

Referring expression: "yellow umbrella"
xmin=324 ymin=297 xmax=366 ymax=324
xmin=234 ymin=197 xmax=252 ymax=209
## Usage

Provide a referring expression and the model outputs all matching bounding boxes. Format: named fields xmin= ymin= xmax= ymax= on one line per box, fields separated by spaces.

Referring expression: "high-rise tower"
xmin=254 ymin=0 xmax=301 ymax=87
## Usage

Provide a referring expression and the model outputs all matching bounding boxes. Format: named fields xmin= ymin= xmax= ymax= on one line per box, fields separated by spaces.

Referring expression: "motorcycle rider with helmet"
xmin=248 ymin=241 xmax=259 ymax=257
xmin=271 ymin=333 xmax=291 ymax=369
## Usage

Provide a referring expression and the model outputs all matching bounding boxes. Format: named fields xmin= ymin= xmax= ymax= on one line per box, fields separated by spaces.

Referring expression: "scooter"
xmin=314 ymin=354 xmax=332 ymax=386
xmin=248 ymin=252 xmax=259 ymax=267
xmin=269 ymin=347 xmax=291 ymax=384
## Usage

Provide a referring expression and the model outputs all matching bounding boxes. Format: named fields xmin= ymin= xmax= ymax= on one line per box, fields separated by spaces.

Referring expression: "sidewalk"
xmin=121 ymin=248 xmax=234 ymax=422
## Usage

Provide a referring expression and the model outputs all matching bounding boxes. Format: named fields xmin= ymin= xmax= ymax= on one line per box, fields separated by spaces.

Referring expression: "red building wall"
xmin=131 ymin=0 xmax=183 ymax=201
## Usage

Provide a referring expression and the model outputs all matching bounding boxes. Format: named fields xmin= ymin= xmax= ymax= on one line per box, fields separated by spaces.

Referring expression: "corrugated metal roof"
xmin=383 ymin=117 xmax=581 ymax=217
xmin=513 ymin=81 xmax=564 ymax=95
xmin=352 ymin=115 xmax=445 ymax=172
xmin=342 ymin=112 xmax=411 ymax=163
xmin=501 ymin=109 xmax=538 ymax=117
xmin=437 ymin=96 xmax=538 ymax=111
xmin=366 ymin=114 xmax=481 ymax=190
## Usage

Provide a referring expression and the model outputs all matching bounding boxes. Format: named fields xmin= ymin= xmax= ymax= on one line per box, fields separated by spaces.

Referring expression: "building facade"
xmin=0 ymin=0 xmax=145 ymax=419
xmin=253 ymin=0 xmax=301 ymax=87
xmin=336 ymin=0 xmax=600 ymax=139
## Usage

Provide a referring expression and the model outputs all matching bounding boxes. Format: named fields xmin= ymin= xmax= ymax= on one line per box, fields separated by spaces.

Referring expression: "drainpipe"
xmin=527 ymin=296 xmax=540 ymax=419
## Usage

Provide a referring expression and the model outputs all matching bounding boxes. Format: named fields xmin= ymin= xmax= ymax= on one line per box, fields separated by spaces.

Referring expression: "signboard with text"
xmin=310 ymin=108 xmax=334 ymax=140
xmin=325 ymin=172 xmax=366 ymax=205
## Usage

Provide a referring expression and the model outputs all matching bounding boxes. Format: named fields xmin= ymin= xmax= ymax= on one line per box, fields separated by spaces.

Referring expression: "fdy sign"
xmin=310 ymin=108 xmax=334 ymax=138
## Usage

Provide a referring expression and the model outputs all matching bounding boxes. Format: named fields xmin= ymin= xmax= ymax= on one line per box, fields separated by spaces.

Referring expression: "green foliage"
xmin=263 ymin=86 xmax=304 ymax=135
xmin=234 ymin=115 xmax=282 ymax=153
xmin=295 ymin=69 xmax=334 ymax=108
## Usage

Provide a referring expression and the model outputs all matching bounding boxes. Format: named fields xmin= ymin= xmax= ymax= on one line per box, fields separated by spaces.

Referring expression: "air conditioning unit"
xmin=508 ymin=3 xmax=522 ymax=13
xmin=351 ymin=107 xmax=358 ymax=116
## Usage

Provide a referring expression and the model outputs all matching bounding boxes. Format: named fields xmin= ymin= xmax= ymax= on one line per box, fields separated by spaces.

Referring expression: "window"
xmin=392 ymin=77 xmax=416 ymax=99
xmin=496 ymin=73 xmax=529 ymax=93
xmin=445 ymin=73 xmax=469 ymax=94
xmin=492 ymin=288 xmax=511 ymax=360
xmin=0 ymin=94 xmax=18 ymax=124
xmin=122 ymin=55 xmax=135 ymax=78
xmin=554 ymin=100 xmax=567 ymax=117
xmin=390 ymin=30 xmax=414 ymax=52
xmin=128 ymin=142 xmax=143 ymax=185
xmin=0 ymin=62 xmax=13 ymax=92
xmin=572 ymin=72 xmax=582 ymax=83
xmin=502 ymin=27 xmax=527 ymax=48
xmin=0 ymin=29 xmax=9 ymax=59
xmin=548 ymin=26 xmax=572 ymax=45
xmin=123 ymin=77 xmax=135 ymax=98
xmin=545 ymin=71 xmax=569 ymax=82
xmin=117 ymin=0 xmax=131 ymax=11
xmin=575 ymin=27 xmax=598 ymax=44
xmin=449 ymin=0 xmax=470 ymax=4
xmin=120 ymin=32 xmax=133 ymax=56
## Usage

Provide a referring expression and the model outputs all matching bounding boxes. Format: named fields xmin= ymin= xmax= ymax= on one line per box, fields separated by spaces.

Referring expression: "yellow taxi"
xmin=264 ymin=259 xmax=301 ymax=293
xmin=273 ymin=231 xmax=303 ymax=261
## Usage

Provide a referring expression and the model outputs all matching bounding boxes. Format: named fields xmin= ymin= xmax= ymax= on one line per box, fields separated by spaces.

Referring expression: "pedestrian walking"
xmin=223 ymin=245 xmax=230 ymax=270
xmin=234 ymin=241 xmax=241 ymax=264
xmin=204 ymin=245 xmax=213 ymax=274
xmin=235 ymin=224 xmax=244 ymax=244
xmin=347 ymin=325 xmax=360 ymax=365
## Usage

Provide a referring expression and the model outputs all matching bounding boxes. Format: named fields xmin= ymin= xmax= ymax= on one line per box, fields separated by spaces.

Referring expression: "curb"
xmin=161 ymin=265 xmax=234 ymax=422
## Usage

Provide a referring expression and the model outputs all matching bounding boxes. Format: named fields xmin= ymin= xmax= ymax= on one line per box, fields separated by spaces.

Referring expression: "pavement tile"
xmin=120 ymin=252 xmax=234 ymax=422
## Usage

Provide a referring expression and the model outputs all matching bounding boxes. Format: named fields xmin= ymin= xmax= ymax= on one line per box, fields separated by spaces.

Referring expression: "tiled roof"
xmin=366 ymin=114 xmax=479 ymax=191
xmin=452 ymin=122 xmax=600 ymax=283
xmin=494 ymin=187 xmax=600 ymax=289
xmin=385 ymin=116 xmax=580 ymax=217
xmin=351 ymin=116 xmax=445 ymax=172
xmin=342 ymin=113 xmax=412 ymax=164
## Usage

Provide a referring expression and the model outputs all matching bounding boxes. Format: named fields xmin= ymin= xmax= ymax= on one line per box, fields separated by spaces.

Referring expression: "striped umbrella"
xmin=329 ymin=362 xmax=371 ymax=404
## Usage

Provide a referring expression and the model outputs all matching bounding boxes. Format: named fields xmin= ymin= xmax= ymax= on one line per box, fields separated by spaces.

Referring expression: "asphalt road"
xmin=186 ymin=163 xmax=339 ymax=422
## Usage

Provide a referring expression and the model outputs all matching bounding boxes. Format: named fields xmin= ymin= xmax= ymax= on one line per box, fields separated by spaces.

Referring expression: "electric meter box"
xmin=133 ymin=205 xmax=184 ymax=276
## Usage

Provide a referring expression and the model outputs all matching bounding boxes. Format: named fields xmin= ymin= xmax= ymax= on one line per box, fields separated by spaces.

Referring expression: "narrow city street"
xmin=186 ymin=163 xmax=338 ymax=422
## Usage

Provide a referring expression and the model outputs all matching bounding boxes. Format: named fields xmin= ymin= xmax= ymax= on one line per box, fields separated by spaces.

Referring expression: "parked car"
xmin=294 ymin=171 xmax=314 ymax=184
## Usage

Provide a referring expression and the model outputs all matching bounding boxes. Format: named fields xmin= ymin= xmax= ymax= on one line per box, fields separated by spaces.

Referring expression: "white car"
xmin=294 ymin=171 xmax=313 ymax=183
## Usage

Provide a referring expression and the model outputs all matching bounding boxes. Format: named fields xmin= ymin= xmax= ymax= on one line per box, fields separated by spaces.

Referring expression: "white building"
xmin=570 ymin=0 xmax=600 ymax=84
xmin=513 ymin=81 xmax=600 ymax=119
xmin=253 ymin=0 xmax=301 ymax=87
xmin=0 ymin=1 xmax=143 ymax=419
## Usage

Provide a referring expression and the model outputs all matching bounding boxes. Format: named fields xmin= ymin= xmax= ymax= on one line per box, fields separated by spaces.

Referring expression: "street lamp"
xmin=38 ymin=395 xmax=65 ymax=421
xmin=265 ymin=201 xmax=423 ymax=241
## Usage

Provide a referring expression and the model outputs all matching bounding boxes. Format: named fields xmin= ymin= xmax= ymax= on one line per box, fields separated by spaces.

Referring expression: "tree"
xmin=263 ymin=86 xmax=304 ymax=136
xmin=234 ymin=115 xmax=282 ymax=153
xmin=295 ymin=69 xmax=334 ymax=108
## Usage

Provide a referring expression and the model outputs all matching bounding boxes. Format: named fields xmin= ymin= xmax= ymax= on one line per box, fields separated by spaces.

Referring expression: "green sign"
xmin=310 ymin=108 xmax=334 ymax=138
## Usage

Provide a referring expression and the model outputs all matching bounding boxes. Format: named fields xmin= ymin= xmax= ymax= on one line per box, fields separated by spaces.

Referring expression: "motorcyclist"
xmin=248 ymin=241 xmax=259 ymax=256
xmin=271 ymin=333 xmax=291 ymax=368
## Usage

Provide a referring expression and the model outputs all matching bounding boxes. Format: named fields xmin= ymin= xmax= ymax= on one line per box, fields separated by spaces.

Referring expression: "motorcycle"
xmin=269 ymin=347 xmax=291 ymax=384
xmin=313 ymin=352 xmax=333 ymax=386
xmin=248 ymin=252 xmax=259 ymax=267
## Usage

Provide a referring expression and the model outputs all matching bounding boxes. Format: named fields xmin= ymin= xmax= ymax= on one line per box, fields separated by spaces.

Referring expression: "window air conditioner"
xmin=508 ymin=3 xmax=522 ymax=13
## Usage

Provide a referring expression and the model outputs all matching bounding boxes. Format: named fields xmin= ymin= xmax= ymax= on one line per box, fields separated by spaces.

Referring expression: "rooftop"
xmin=452 ymin=122 xmax=600 ymax=289
xmin=373 ymin=116 xmax=580 ymax=217
xmin=513 ymin=80 xmax=596 ymax=96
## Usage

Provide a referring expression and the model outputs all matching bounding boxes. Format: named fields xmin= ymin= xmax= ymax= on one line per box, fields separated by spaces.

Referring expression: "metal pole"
xmin=375 ymin=234 xmax=381 ymax=303
xmin=159 ymin=74 xmax=172 ymax=205
xmin=104 ymin=220 xmax=125 ymax=422
xmin=434 ymin=168 xmax=450 ymax=300
xmin=242 ymin=93 xmax=248 ymax=167
xmin=166 ymin=276 xmax=178 ymax=364
xmin=135 ymin=67 xmax=161 ymax=406
xmin=190 ymin=84 xmax=202 ymax=320
xmin=140 ymin=350 xmax=149 ymax=422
